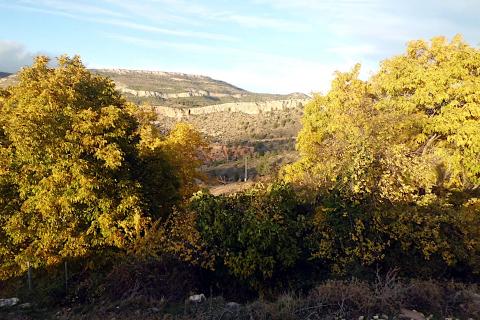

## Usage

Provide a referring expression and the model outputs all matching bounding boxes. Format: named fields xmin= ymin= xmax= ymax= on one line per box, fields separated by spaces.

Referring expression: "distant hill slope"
xmin=93 ymin=69 xmax=308 ymax=108
xmin=93 ymin=69 xmax=247 ymax=95
xmin=88 ymin=69 xmax=309 ymax=183
xmin=0 ymin=72 xmax=17 ymax=87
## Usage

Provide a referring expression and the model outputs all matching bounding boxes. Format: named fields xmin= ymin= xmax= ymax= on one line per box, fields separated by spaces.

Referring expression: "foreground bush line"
xmin=1 ymin=276 xmax=479 ymax=319
xmin=2 ymin=181 xmax=479 ymax=318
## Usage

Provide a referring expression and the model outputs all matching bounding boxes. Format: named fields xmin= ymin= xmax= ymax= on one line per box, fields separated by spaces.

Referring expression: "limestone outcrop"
xmin=118 ymin=87 xmax=236 ymax=99
xmin=154 ymin=98 xmax=309 ymax=118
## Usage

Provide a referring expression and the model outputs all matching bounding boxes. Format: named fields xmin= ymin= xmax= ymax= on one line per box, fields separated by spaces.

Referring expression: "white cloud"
xmin=104 ymin=33 xmax=223 ymax=53
xmin=197 ymin=61 xmax=339 ymax=95
xmin=252 ymin=0 xmax=378 ymax=13
xmin=328 ymin=12 xmax=461 ymax=44
xmin=112 ymin=0 xmax=309 ymax=31
xmin=101 ymin=18 xmax=238 ymax=41
xmin=218 ymin=14 xmax=309 ymax=31
xmin=254 ymin=0 xmax=478 ymax=44
xmin=102 ymin=0 xmax=198 ymax=25
xmin=0 ymin=41 xmax=38 ymax=72
xmin=1 ymin=2 xmax=237 ymax=42
xmin=328 ymin=44 xmax=379 ymax=56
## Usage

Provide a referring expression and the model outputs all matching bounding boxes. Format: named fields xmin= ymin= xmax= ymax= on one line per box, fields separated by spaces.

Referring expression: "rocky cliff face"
xmin=0 ymin=68 xmax=310 ymax=116
xmin=118 ymin=86 xmax=245 ymax=99
xmin=154 ymin=98 xmax=309 ymax=118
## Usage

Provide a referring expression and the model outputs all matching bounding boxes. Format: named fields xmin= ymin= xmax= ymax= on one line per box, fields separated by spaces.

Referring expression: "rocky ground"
xmin=1 ymin=279 xmax=479 ymax=320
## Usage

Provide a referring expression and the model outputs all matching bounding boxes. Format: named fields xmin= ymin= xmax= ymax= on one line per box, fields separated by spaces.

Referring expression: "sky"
xmin=0 ymin=0 xmax=479 ymax=94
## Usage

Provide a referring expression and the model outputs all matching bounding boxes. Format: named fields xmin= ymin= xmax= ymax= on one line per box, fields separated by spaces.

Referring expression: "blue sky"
xmin=0 ymin=0 xmax=478 ymax=94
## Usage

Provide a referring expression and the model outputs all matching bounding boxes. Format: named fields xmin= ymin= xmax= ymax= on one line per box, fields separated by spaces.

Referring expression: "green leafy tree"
xmin=189 ymin=183 xmax=309 ymax=291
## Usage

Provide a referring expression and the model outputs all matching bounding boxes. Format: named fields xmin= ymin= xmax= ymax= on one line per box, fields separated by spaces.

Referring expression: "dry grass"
xmin=4 ymin=277 xmax=477 ymax=320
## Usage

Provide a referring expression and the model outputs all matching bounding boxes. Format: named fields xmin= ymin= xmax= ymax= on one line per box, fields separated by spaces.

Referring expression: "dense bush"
xmin=168 ymin=184 xmax=480 ymax=292
xmin=308 ymin=194 xmax=480 ymax=277
xmin=189 ymin=183 xmax=312 ymax=292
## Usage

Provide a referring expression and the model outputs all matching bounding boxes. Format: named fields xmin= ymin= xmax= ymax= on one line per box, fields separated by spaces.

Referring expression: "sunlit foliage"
xmin=0 ymin=56 xmax=204 ymax=278
xmin=282 ymin=35 xmax=480 ymax=274
xmin=189 ymin=183 xmax=309 ymax=291
xmin=284 ymin=35 xmax=480 ymax=202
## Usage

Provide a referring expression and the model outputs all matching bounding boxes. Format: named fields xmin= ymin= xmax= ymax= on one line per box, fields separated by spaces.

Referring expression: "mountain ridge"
xmin=0 ymin=69 xmax=308 ymax=107
xmin=91 ymin=69 xmax=308 ymax=108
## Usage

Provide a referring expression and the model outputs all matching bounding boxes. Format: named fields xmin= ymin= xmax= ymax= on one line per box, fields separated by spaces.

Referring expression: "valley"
xmin=1 ymin=68 xmax=310 ymax=186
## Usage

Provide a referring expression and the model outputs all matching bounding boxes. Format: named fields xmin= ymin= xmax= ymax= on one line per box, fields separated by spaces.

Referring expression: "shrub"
xmin=102 ymin=256 xmax=199 ymax=303
xmin=308 ymin=194 xmax=480 ymax=278
xmin=189 ymin=183 xmax=311 ymax=292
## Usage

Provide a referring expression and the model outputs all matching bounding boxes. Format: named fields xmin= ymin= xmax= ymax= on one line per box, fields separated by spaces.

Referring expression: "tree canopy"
xmin=0 ymin=56 xmax=204 ymax=277
xmin=284 ymin=35 xmax=480 ymax=202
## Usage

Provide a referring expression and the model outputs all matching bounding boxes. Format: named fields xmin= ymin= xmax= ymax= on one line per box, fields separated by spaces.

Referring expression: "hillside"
xmin=89 ymin=70 xmax=308 ymax=182
xmin=0 ymin=68 xmax=308 ymax=106
xmin=0 ymin=72 xmax=17 ymax=87
xmin=157 ymin=106 xmax=303 ymax=183
xmin=92 ymin=69 xmax=308 ymax=107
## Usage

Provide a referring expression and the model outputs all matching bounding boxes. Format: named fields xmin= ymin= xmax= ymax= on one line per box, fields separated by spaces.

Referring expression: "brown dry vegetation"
xmin=155 ymin=107 xmax=303 ymax=144
xmin=2 ymin=276 xmax=479 ymax=320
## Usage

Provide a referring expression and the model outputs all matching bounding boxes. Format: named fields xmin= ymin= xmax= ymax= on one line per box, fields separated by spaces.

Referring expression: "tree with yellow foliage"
xmin=283 ymin=35 xmax=480 ymax=274
xmin=0 ymin=56 xmax=205 ymax=278
xmin=284 ymin=35 xmax=480 ymax=202
xmin=139 ymin=121 xmax=206 ymax=199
